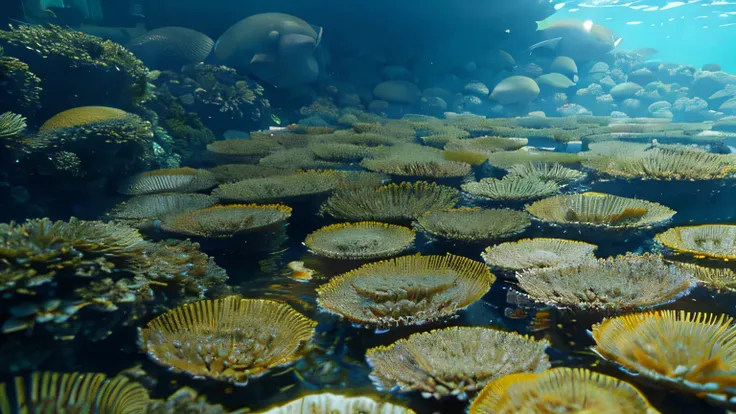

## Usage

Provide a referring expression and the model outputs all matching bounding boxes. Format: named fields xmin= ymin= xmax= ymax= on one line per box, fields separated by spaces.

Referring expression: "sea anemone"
xmin=481 ymin=238 xmax=597 ymax=272
xmin=655 ymin=224 xmax=736 ymax=262
xmin=505 ymin=162 xmax=586 ymax=185
xmin=257 ymin=393 xmax=415 ymax=414
xmin=515 ymin=253 xmax=695 ymax=312
xmin=213 ymin=170 xmax=342 ymax=203
xmin=525 ymin=192 xmax=676 ymax=229
xmin=304 ymin=222 xmax=415 ymax=260
xmin=366 ymin=326 xmax=550 ymax=400
xmin=118 ymin=168 xmax=217 ymax=195
xmin=319 ymin=181 xmax=459 ymax=223
xmin=0 ymin=371 xmax=150 ymax=413
xmin=139 ymin=296 xmax=316 ymax=385
xmin=414 ymin=207 xmax=531 ymax=243
xmin=161 ymin=204 xmax=292 ymax=238
xmin=591 ymin=310 xmax=736 ymax=404
xmin=462 ymin=176 xmax=560 ymax=202
xmin=468 ymin=367 xmax=659 ymax=414
xmin=316 ymin=254 xmax=495 ymax=329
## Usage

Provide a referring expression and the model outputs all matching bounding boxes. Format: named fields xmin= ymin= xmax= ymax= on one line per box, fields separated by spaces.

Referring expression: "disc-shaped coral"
xmin=481 ymin=238 xmax=597 ymax=272
xmin=514 ymin=253 xmax=695 ymax=312
xmin=678 ymin=263 xmax=736 ymax=293
xmin=107 ymin=193 xmax=218 ymax=229
xmin=209 ymin=164 xmax=288 ymax=183
xmin=320 ymin=181 xmax=459 ymax=223
xmin=655 ymin=224 xmax=736 ymax=262
xmin=414 ymin=207 xmax=531 ymax=243
xmin=162 ymin=204 xmax=292 ymax=238
xmin=525 ymin=192 xmax=676 ymax=229
xmin=214 ymin=170 xmax=342 ymax=203
xmin=591 ymin=310 xmax=736 ymax=404
xmin=206 ymin=139 xmax=282 ymax=164
xmin=316 ymin=254 xmax=495 ymax=329
xmin=258 ymin=393 xmax=415 ymax=414
xmin=304 ymin=222 xmax=415 ymax=260
xmin=366 ymin=326 xmax=550 ymax=401
xmin=468 ymin=368 xmax=658 ymax=414
xmin=583 ymin=148 xmax=736 ymax=181
xmin=360 ymin=144 xmax=472 ymax=178
xmin=462 ymin=176 xmax=560 ymax=202
xmin=118 ymin=168 xmax=218 ymax=195
xmin=0 ymin=371 xmax=150 ymax=413
xmin=505 ymin=162 xmax=586 ymax=185
xmin=139 ymin=296 xmax=316 ymax=385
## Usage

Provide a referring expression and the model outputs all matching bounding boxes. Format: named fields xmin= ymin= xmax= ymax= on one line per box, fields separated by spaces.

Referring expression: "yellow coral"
xmin=39 ymin=106 xmax=129 ymax=131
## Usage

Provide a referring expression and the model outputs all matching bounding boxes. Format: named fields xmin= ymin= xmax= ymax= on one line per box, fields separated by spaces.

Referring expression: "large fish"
xmin=535 ymin=20 xmax=621 ymax=61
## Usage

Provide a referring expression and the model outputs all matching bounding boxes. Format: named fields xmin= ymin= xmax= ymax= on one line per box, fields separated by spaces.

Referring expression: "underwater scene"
xmin=2 ymin=0 xmax=736 ymax=412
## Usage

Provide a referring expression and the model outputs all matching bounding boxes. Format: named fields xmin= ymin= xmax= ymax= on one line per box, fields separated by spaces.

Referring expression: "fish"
xmin=527 ymin=37 xmax=563 ymax=53
xmin=633 ymin=47 xmax=659 ymax=59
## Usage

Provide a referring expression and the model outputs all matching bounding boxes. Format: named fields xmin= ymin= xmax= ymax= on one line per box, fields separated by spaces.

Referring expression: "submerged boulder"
xmin=373 ymin=80 xmax=421 ymax=104
xmin=490 ymin=76 xmax=540 ymax=105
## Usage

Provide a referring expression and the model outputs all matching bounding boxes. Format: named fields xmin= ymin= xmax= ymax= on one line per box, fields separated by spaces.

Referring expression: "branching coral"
xmin=119 ymin=168 xmax=217 ymax=195
xmin=481 ymin=238 xmax=597 ymax=272
xmin=515 ymin=253 xmax=696 ymax=312
xmin=0 ymin=56 xmax=42 ymax=112
xmin=468 ymin=368 xmax=659 ymax=414
xmin=181 ymin=63 xmax=268 ymax=119
xmin=316 ymin=254 xmax=495 ymax=329
xmin=366 ymin=327 xmax=550 ymax=401
xmin=414 ymin=207 xmax=531 ymax=243
xmin=319 ymin=181 xmax=460 ymax=222
xmin=462 ymin=176 xmax=560 ymax=202
xmin=0 ymin=111 xmax=26 ymax=138
xmin=0 ymin=24 xmax=148 ymax=106
xmin=0 ymin=371 xmax=150 ymax=413
xmin=304 ymin=222 xmax=415 ymax=260
xmin=139 ymin=296 xmax=316 ymax=385
xmin=592 ymin=310 xmax=736 ymax=405
xmin=213 ymin=170 xmax=342 ymax=203
xmin=162 ymin=204 xmax=292 ymax=238
xmin=525 ymin=192 xmax=676 ymax=229
xmin=655 ymin=224 xmax=736 ymax=262
xmin=258 ymin=393 xmax=415 ymax=414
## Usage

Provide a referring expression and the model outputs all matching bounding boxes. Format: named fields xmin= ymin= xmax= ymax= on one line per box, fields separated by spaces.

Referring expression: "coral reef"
xmin=0 ymin=24 xmax=148 ymax=117
xmin=468 ymin=368 xmax=658 ymax=414
xmin=481 ymin=238 xmax=597 ymax=273
xmin=139 ymin=296 xmax=316 ymax=385
xmin=0 ymin=56 xmax=42 ymax=114
xmin=525 ymin=192 xmax=676 ymax=229
xmin=515 ymin=253 xmax=696 ymax=312
xmin=319 ymin=181 xmax=460 ymax=223
xmin=316 ymin=254 xmax=495 ymax=329
xmin=366 ymin=327 xmax=550 ymax=400
xmin=304 ymin=222 xmax=415 ymax=260
xmin=592 ymin=310 xmax=736 ymax=405
xmin=414 ymin=207 xmax=531 ymax=243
